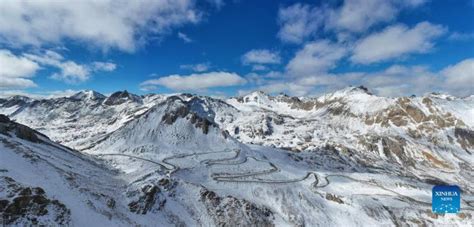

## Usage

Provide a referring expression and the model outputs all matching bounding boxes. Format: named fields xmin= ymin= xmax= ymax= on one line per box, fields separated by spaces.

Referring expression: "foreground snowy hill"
xmin=1 ymin=87 xmax=473 ymax=226
xmin=0 ymin=114 xmax=139 ymax=225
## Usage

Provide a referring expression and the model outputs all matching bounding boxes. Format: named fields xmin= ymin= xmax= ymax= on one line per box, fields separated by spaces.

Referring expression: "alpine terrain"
xmin=1 ymin=86 xmax=473 ymax=226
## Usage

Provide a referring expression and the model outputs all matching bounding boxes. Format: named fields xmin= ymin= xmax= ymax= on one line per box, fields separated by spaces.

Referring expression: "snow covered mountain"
xmin=0 ymin=114 xmax=140 ymax=225
xmin=1 ymin=87 xmax=473 ymax=226
xmin=0 ymin=90 xmax=168 ymax=150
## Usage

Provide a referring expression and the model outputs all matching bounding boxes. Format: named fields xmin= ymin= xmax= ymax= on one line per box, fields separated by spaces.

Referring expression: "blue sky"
xmin=0 ymin=0 xmax=473 ymax=98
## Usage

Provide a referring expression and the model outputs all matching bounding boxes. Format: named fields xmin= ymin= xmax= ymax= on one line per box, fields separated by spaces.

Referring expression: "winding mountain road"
xmin=95 ymin=150 xmax=474 ymax=211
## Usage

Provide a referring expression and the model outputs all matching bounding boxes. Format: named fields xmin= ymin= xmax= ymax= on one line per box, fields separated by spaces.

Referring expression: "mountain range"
xmin=1 ymin=86 xmax=473 ymax=226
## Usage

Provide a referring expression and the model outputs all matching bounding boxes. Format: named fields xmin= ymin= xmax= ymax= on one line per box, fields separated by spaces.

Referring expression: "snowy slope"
xmin=0 ymin=114 xmax=155 ymax=226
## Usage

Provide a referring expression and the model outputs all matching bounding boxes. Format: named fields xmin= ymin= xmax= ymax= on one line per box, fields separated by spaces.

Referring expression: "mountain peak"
xmin=324 ymin=86 xmax=374 ymax=99
xmin=1 ymin=95 xmax=32 ymax=108
xmin=427 ymin=92 xmax=457 ymax=100
xmin=103 ymin=90 xmax=142 ymax=105
xmin=8 ymin=95 xmax=32 ymax=101
xmin=345 ymin=85 xmax=373 ymax=95
xmin=71 ymin=90 xmax=106 ymax=101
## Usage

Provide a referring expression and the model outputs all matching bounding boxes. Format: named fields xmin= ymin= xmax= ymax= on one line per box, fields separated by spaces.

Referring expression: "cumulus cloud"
xmin=0 ymin=50 xmax=39 ymax=89
xmin=441 ymin=59 xmax=474 ymax=96
xmin=351 ymin=22 xmax=446 ymax=64
xmin=277 ymin=0 xmax=426 ymax=43
xmin=360 ymin=65 xmax=441 ymax=96
xmin=92 ymin=62 xmax=117 ymax=72
xmin=180 ymin=62 xmax=210 ymax=72
xmin=0 ymin=0 xmax=201 ymax=52
xmin=242 ymin=49 xmax=281 ymax=65
xmin=327 ymin=0 xmax=425 ymax=33
xmin=277 ymin=3 xmax=323 ymax=44
xmin=23 ymin=50 xmax=116 ymax=84
xmin=140 ymin=72 xmax=246 ymax=91
xmin=352 ymin=61 xmax=473 ymax=97
xmin=286 ymin=40 xmax=347 ymax=76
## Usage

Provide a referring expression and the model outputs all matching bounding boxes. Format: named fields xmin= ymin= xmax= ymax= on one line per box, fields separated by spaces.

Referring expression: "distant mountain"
xmin=1 ymin=87 xmax=473 ymax=226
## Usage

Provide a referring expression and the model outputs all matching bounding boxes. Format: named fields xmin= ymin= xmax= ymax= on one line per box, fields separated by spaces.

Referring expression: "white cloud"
xmin=328 ymin=0 xmax=395 ymax=33
xmin=50 ymin=61 xmax=90 ymax=83
xmin=351 ymin=22 xmax=445 ymax=64
xmin=252 ymin=65 xmax=268 ymax=71
xmin=0 ymin=49 xmax=40 ymax=89
xmin=244 ymin=71 xmax=283 ymax=86
xmin=180 ymin=62 xmax=210 ymax=72
xmin=441 ymin=59 xmax=474 ymax=96
xmin=92 ymin=62 xmax=117 ymax=71
xmin=257 ymin=82 xmax=314 ymax=97
xmin=356 ymin=61 xmax=473 ymax=97
xmin=178 ymin=32 xmax=193 ymax=43
xmin=327 ymin=0 xmax=425 ymax=33
xmin=242 ymin=49 xmax=281 ymax=65
xmin=286 ymin=40 xmax=347 ymax=76
xmin=277 ymin=3 xmax=323 ymax=44
xmin=0 ymin=0 xmax=201 ymax=52
xmin=448 ymin=32 xmax=474 ymax=41
xmin=140 ymin=71 xmax=246 ymax=91
xmin=24 ymin=50 xmax=116 ymax=84
xmin=277 ymin=0 xmax=426 ymax=43
xmin=360 ymin=65 xmax=441 ymax=96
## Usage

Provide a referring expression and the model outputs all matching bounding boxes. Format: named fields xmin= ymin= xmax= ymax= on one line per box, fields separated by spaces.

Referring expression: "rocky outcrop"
xmin=103 ymin=91 xmax=142 ymax=106
xmin=455 ymin=127 xmax=474 ymax=151
xmin=161 ymin=105 xmax=189 ymax=125
xmin=200 ymin=189 xmax=274 ymax=226
xmin=0 ymin=114 xmax=41 ymax=143
xmin=127 ymin=178 xmax=176 ymax=215
xmin=358 ymin=135 xmax=415 ymax=166
xmin=0 ymin=176 xmax=70 ymax=226
xmin=128 ymin=185 xmax=163 ymax=215
xmin=161 ymin=97 xmax=221 ymax=135
xmin=325 ymin=193 xmax=344 ymax=204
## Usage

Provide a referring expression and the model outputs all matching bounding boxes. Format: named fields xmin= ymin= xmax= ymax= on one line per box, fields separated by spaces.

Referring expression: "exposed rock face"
xmin=103 ymin=90 xmax=142 ymax=106
xmin=200 ymin=189 xmax=274 ymax=227
xmin=455 ymin=127 xmax=474 ymax=151
xmin=364 ymin=97 xmax=462 ymax=130
xmin=357 ymin=135 xmax=418 ymax=167
xmin=161 ymin=97 xmax=221 ymax=135
xmin=0 ymin=114 xmax=9 ymax=123
xmin=128 ymin=185 xmax=162 ymax=215
xmin=0 ymin=114 xmax=41 ymax=143
xmin=161 ymin=105 xmax=189 ymax=125
xmin=325 ymin=193 xmax=344 ymax=204
xmin=127 ymin=178 xmax=176 ymax=216
xmin=189 ymin=113 xmax=213 ymax=134
xmin=0 ymin=176 xmax=70 ymax=226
